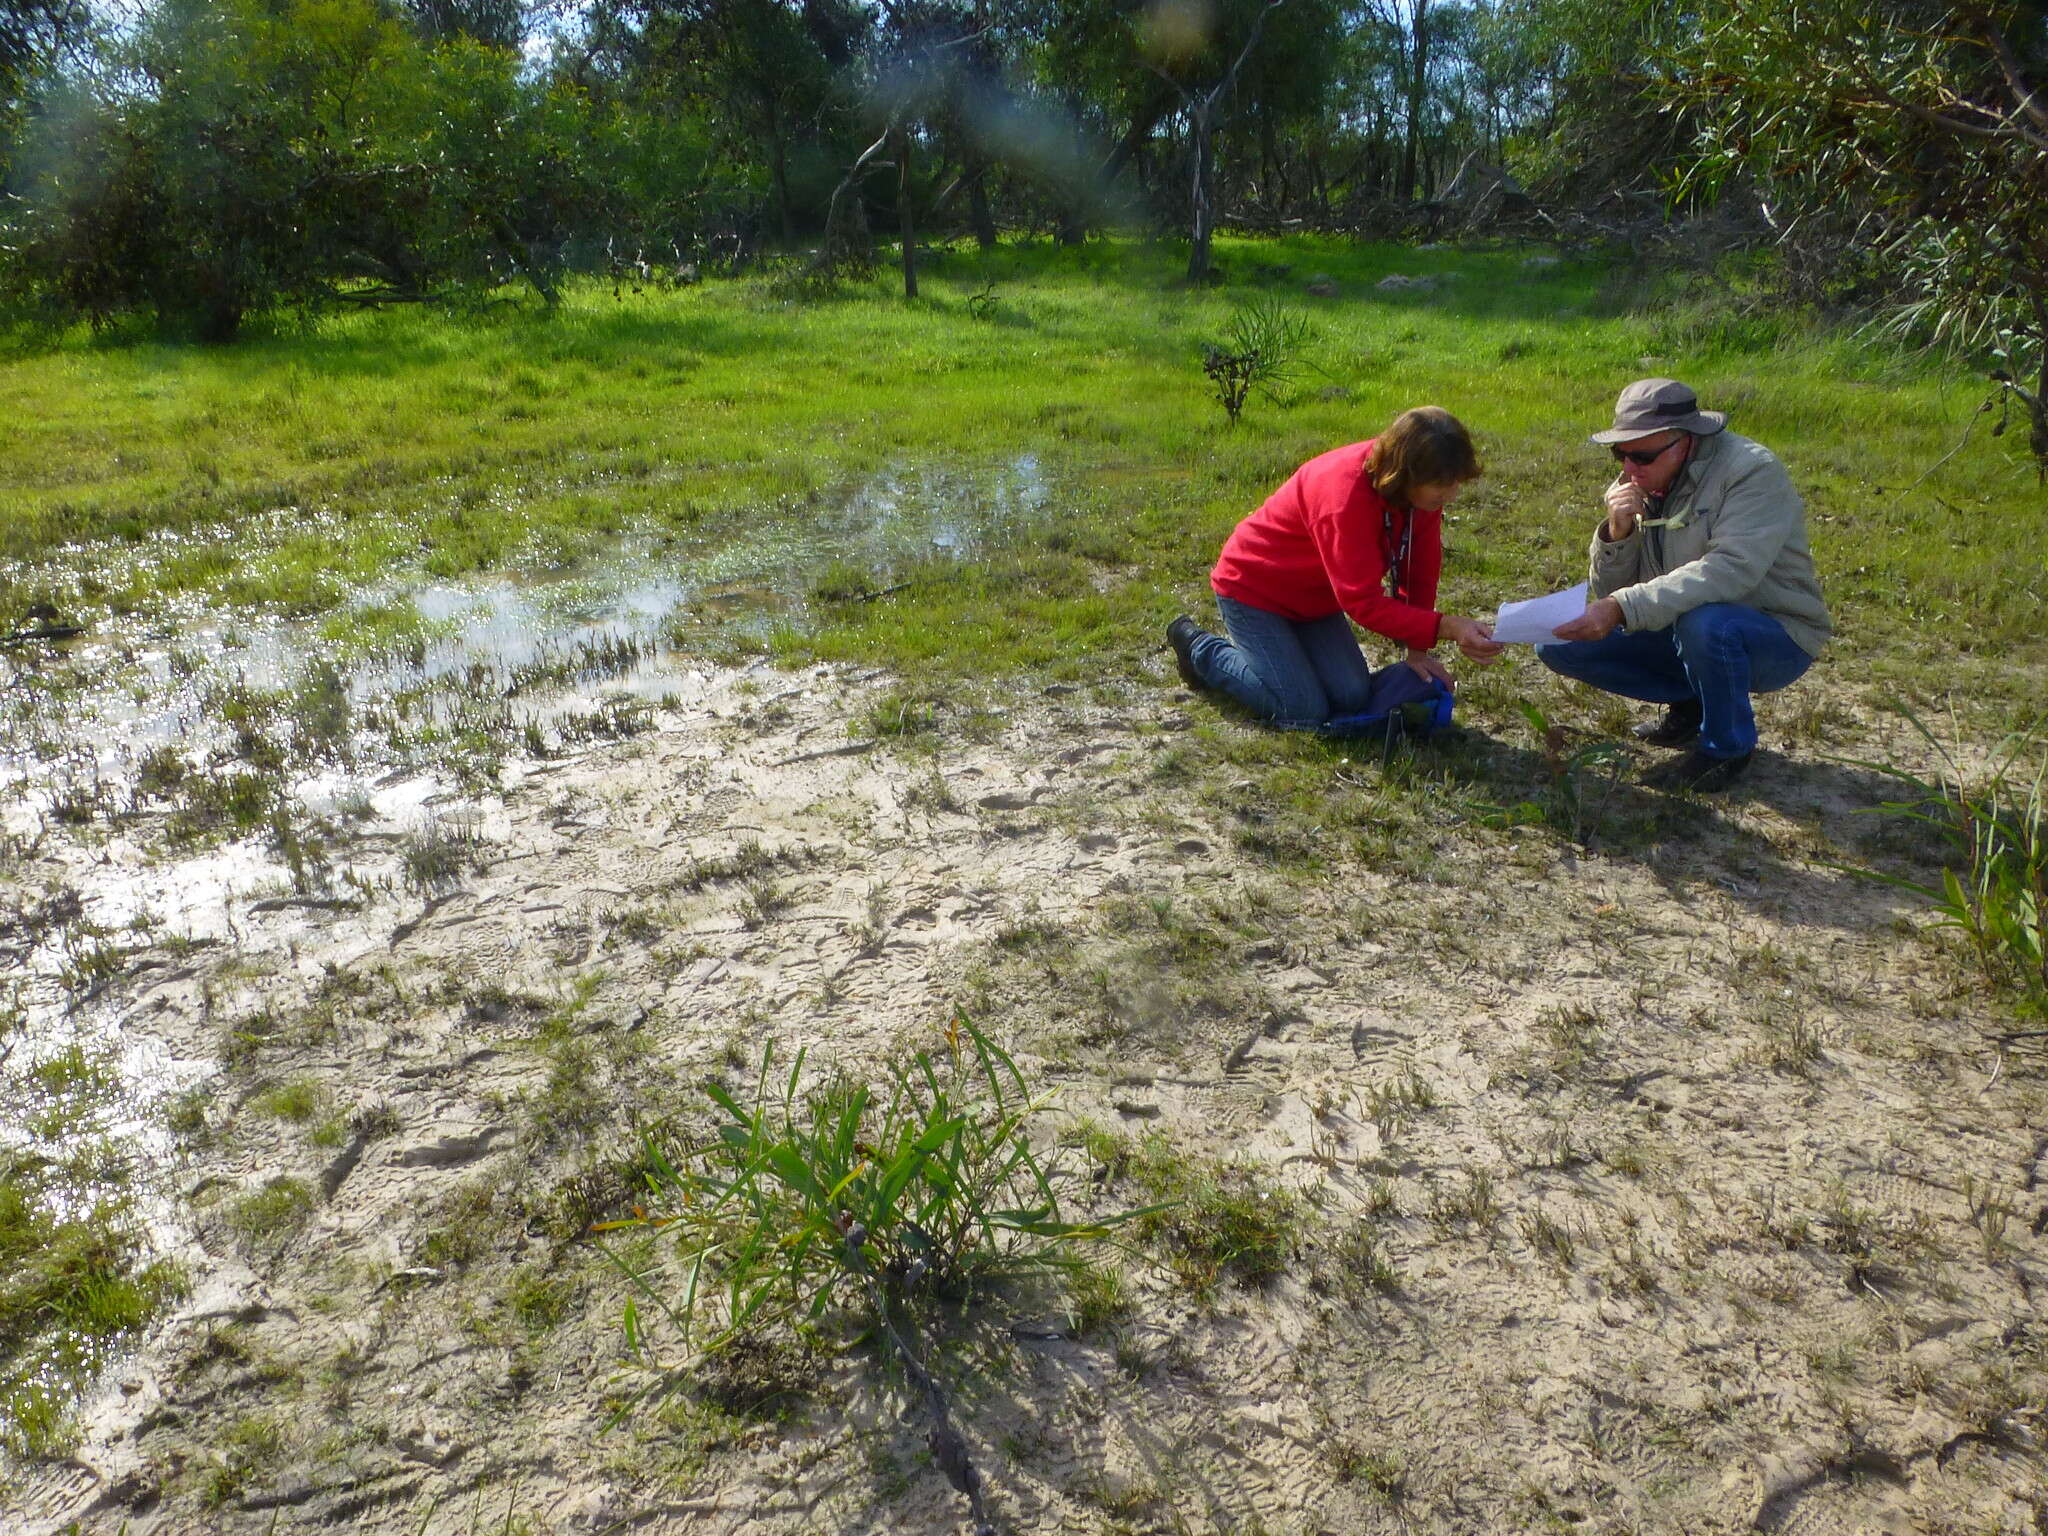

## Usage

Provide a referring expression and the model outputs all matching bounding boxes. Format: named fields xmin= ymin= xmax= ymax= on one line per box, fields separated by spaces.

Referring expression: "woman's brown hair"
xmin=1366 ymin=406 xmax=1482 ymax=506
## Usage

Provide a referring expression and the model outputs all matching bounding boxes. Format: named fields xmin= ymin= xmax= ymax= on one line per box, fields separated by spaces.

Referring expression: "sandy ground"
xmin=4 ymin=655 xmax=2045 ymax=1536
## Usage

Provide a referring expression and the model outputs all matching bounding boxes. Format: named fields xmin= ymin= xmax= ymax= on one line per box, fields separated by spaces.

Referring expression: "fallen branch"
xmin=838 ymin=1220 xmax=997 ymax=1536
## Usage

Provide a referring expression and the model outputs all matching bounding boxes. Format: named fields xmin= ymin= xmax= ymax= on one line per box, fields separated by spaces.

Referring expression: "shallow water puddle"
xmin=0 ymin=455 xmax=1049 ymax=795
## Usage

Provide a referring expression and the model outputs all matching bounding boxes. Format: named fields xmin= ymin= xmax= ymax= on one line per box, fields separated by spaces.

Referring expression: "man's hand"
xmin=1603 ymin=479 xmax=1647 ymax=542
xmin=1550 ymin=596 xmax=1625 ymax=643
xmin=1439 ymin=614 xmax=1505 ymax=663
xmin=1404 ymin=648 xmax=1455 ymax=688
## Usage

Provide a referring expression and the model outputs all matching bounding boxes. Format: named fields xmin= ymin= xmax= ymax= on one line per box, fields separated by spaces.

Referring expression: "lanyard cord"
xmin=1382 ymin=503 xmax=1414 ymax=598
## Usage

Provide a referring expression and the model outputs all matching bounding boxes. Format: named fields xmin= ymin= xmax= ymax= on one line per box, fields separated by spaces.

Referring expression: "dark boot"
xmin=1632 ymin=697 xmax=1703 ymax=749
xmin=1643 ymin=747 xmax=1752 ymax=793
xmin=1166 ymin=615 xmax=1207 ymax=691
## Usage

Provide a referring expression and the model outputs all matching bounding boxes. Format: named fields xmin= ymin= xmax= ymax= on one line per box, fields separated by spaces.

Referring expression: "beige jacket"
xmin=1588 ymin=429 xmax=1832 ymax=656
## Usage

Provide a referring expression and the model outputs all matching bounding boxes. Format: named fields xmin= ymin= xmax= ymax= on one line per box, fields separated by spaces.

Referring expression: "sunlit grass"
xmin=1 ymin=235 xmax=2040 ymax=711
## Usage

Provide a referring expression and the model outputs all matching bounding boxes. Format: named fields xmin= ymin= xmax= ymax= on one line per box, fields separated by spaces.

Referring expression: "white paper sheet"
xmin=1491 ymin=581 xmax=1589 ymax=644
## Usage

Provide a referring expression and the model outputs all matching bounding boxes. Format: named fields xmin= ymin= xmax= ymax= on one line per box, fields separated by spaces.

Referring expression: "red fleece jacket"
xmin=1209 ymin=439 xmax=1444 ymax=651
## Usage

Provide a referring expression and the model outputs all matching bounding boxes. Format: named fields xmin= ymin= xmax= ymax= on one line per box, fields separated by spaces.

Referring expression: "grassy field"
xmin=3 ymin=235 xmax=2043 ymax=713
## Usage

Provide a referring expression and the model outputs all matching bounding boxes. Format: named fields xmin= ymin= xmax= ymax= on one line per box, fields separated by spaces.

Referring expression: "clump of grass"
xmin=399 ymin=809 xmax=487 ymax=894
xmin=1065 ymin=1260 xmax=1132 ymax=1335
xmin=1754 ymin=1009 xmax=1826 ymax=1077
xmin=167 ymin=769 xmax=280 ymax=844
xmin=1519 ymin=1207 xmax=1580 ymax=1271
xmin=604 ymin=1016 xmax=1132 ymax=1535
xmin=1318 ymin=1220 xmax=1398 ymax=1299
xmin=226 ymin=1176 xmax=317 ymax=1246
xmin=1536 ymin=1003 xmax=1602 ymax=1077
xmin=1358 ymin=1070 xmax=1436 ymax=1137
xmin=0 ymin=1154 xmax=186 ymax=1459
xmin=1123 ymin=1134 xmax=1303 ymax=1293
xmin=1429 ymin=1166 xmax=1502 ymax=1234
xmin=861 ymin=690 xmax=942 ymax=740
xmin=1846 ymin=718 xmax=2047 ymax=1017
xmin=903 ymin=768 xmax=961 ymax=813
xmin=250 ymin=1075 xmax=328 ymax=1124
xmin=199 ymin=1413 xmax=286 ymax=1508
xmin=605 ymin=1017 xmax=1127 ymax=1346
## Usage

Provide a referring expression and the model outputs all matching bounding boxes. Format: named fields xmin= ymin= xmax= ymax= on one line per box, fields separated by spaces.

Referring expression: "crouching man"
xmin=1540 ymin=378 xmax=1832 ymax=793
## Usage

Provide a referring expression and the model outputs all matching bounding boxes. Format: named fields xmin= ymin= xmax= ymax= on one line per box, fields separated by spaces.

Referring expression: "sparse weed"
xmin=902 ymin=768 xmax=960 ymax=813
xmin=1125 ymin=1134 xmax=1302 ymax=1293
xmin=1321 ymin=1220 xmax=1399 ymax=1298
xmin=399 ymin=809 xmax=487 ymax=894
xmin=1519 ymin=1206 xmax=1580 ymax=1271
xmin=226 ymin=1177 xmax=317 ymax=1246
xmin=601 ymin=1017 xmax=1132 ymax=1535
xmin=1755 ymin=1009 xmax=1826 ymax=1077
xmin=1961 ymin=1172 xmax=2016 ymax=1262
xmin=1359 ymin=1070 xmax=1436 ymax=1137
xmin=1327 ymin=1440 xmax=1405 ymax=1502
xmin=1843 ymin=717 xmax=2048 ymax=1016
xmin=1536 ymin=1003 xmax=1602 ymax=1077
xmin=1429 ymin=1166 xmax=1502 ymax=1233
xmin=736 ymin=874 xmax=788 ymax=929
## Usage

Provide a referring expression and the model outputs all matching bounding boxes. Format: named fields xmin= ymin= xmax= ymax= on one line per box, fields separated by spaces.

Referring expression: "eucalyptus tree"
xmin=401 ymin=0 xmax=532 ymax=48
xmin=0 ymin=0 xmax=87 ymax=176
xmin=1676 ymin=0 xmax=2048 ymax=474
xmin=1475 ymin=0 xmax=1689 ymax=198
xmin=610 ymin=0 xmax=866 ymax=245
xmin=2 ymin=0 xmax=627 ymax=335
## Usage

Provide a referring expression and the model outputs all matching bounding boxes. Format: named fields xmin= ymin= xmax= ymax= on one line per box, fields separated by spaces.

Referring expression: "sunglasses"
xmin=1611 ymin=436 xmax=1685 ymax=466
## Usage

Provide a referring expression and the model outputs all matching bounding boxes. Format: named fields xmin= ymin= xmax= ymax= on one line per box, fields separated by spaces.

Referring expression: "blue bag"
xmin=1318 ymin=661 xmax=1454 ymax=741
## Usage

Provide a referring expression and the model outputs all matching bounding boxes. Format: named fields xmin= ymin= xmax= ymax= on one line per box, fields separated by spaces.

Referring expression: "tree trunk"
xmin=898 ymin=126 xmax=917 ymax=299
xmin=767 ymin=99 xmax=793 ymax=246
xmin=1186 ymin=105 xmax=1216 ymax=283
xmin=968 ymin=169 xmax=996 ymax=249
xmin=1398 ymin=0 xmax=1430 ymax=204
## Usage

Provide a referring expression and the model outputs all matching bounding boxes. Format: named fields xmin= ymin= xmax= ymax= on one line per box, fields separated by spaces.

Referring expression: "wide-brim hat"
xmin=1589 ymin=378 xmax=1727 ymax=444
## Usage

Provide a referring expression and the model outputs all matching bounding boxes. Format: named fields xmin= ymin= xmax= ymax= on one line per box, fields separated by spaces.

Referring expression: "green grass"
xmin=1121 ymin=1132 xmax=1305 ymax=1293
xmin=0 ymin=1156 xmax=186 ymax=1458
xmin=2 ymin=235 xmax=2040 ymax=715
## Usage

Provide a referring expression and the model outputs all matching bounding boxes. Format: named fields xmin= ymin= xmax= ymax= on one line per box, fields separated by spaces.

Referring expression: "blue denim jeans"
xmin=1536 ymin=602 xmax=1815 ymax=758
xmin=1188 ymin=596 xmax=1383 ymax=728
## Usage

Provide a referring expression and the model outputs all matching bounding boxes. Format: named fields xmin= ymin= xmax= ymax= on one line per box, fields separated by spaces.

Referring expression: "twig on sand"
xmin=0 ymin=626 xmax=86 ymax=647
xmin=771 ymin=740 xmax=879 ymax=768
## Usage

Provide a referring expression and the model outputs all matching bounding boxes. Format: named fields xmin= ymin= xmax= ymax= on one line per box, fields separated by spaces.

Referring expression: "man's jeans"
xmin=1189 ymin=596 xmax=1382 ymax=727
xmin=1536 ymin=602 xmax=1814 ymax=758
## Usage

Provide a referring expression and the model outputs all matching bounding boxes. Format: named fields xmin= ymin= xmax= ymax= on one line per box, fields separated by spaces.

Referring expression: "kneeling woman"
xmin=1168 ymin=406 xmax=1503 ymax=727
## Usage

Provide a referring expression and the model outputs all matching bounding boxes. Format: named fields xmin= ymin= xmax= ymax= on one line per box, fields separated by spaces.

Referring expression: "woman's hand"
xmin=1404 ymin=648 xmax=1455 ymax=688
xmin=1440 ymin=615 xmax=1505 ymax=663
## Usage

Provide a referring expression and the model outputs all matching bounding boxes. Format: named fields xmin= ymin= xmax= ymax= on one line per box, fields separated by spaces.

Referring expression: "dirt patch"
xmin=4 ymin=658 xmax=2045 ymax=1535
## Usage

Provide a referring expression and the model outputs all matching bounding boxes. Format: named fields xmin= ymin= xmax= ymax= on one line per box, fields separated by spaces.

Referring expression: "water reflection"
xmin=0 ymin=455 xmax=1050 ymax=793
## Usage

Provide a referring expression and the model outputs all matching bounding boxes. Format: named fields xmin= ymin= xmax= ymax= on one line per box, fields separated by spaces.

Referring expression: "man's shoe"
xmin=1643 ymin=747 xmax=1752 ymax=793
xmin=1166 ymin=615 xmax=1207 ymax=691
xmin=1632 ymin=699 xmax=1703 ymax=749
